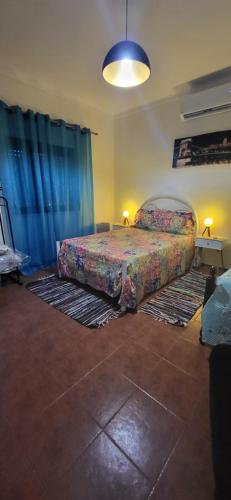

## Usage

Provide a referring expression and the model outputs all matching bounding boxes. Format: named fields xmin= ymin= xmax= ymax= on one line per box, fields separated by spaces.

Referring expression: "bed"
xmin=58 ymin=196 xmax=197 ymax=310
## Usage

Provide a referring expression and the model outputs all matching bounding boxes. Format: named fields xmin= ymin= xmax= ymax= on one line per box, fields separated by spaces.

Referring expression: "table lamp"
xmin=123 ymin=210 xmax=129 ymax=225
xmin=202 ymin=217 xmax=214 ymax=237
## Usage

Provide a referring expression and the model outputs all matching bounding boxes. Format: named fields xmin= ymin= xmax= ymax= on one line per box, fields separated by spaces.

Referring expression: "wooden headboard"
xmin=140 ymin=195 xmax=198 ymax=233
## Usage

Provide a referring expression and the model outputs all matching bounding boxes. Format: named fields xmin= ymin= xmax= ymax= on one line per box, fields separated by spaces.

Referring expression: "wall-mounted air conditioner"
xmin=179 ymin=83 xmax=231 ymax=121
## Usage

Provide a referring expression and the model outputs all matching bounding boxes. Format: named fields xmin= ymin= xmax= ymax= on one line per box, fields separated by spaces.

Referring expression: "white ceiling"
xmin=0 ymin=0 xmax=230 ymax=115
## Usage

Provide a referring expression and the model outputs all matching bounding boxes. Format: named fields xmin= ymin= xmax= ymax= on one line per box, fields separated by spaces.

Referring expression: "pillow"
xmin=134 ymin=208 xmax=154 ymax=229
xmin=134 ymin=208 xmax=194 ymax=235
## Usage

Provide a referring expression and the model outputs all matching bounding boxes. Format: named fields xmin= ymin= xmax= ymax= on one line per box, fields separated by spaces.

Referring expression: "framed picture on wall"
xmin=172 ymin=129 xmax=231 ymax=168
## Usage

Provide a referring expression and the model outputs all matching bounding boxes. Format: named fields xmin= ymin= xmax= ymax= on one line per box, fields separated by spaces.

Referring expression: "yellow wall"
xmin=115 ymin=96 xmax=231 ymax=267
xmin=0 ymin=73 xmax=115 ymax=225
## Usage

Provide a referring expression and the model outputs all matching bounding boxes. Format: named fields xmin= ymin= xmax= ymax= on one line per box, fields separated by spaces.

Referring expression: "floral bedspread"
xmin=58 ymin=227 xmax=194 ymax=309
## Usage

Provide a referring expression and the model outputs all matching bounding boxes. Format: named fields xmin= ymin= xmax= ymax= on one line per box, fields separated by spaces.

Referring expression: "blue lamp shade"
xmin=102 ymin=40 xmax=151 ymax=88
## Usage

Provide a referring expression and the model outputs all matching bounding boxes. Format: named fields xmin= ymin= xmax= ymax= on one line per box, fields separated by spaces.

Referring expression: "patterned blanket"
xmin=58 ymin=227 xmax=194 ymax=309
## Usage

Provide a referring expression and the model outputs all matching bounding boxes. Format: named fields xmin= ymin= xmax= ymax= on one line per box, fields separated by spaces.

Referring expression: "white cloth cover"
xmin=0 ymin=245 xmax=30 ymax=273
xmin=202 ymin=268 xmax=231 ymax=345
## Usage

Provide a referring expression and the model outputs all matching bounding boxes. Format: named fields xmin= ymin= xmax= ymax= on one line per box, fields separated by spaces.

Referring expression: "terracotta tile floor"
xmin=0 ymin=272 xmax=214 ymax=500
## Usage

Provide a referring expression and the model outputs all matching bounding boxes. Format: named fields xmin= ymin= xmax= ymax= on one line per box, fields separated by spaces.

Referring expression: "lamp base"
xmin=123 ymin=217 xmax=129 ymax=226
xmin=202 ymin=226 xmax=211 ymax=237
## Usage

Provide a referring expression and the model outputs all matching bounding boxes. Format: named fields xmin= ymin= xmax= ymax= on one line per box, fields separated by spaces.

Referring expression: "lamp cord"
xmin=125 ymin=0 xmax=128 ymax=40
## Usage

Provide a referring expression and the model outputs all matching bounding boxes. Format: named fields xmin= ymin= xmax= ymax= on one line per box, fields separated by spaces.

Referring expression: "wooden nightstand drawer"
xmin=195 ymin=237 xmax=224 ymax=250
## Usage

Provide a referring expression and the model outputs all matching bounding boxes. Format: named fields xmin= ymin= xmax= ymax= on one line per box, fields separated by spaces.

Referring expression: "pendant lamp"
xmin=102 ymin=0 xmax=151 ymax=88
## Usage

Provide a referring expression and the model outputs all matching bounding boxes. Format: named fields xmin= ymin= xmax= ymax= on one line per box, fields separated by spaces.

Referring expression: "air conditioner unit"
xmin=180 ymin=83 xmax=231 ymax=121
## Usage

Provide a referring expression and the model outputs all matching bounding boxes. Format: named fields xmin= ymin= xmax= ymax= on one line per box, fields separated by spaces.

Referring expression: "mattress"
xmin=58 ymin=227 xmax=194 ymax=309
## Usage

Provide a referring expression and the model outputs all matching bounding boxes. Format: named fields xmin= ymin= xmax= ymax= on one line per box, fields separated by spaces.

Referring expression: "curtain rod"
xmin=81 ymin=129 xmax=98 ymax=136
xmin=53 ymin=120 xmax=98 ymax=136
xmin=89 ymin=130 xmax=98 ymax=136
xmin=2 ymin=102 xmax=99 ymax=136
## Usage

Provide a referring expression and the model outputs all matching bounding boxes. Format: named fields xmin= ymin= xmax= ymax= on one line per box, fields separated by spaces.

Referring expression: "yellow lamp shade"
xmin=204 ymin=217 xmax=214 ymax=227
xmin=122 ymin=210 xmax=129 ymax=226
xmin=202 ymin=217 xmax=214 ymax=237
xmin=103 ymin=58 xmax=150 ymax=88
xmin=102 ymin=41 xmax=151 ymax=88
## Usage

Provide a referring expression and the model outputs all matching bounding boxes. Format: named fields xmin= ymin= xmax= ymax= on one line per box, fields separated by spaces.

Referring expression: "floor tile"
xmin=0 ymin=418 xmax=29 ymax=478
xmin=193 ymin=305 xmax=202 ymax=321
xmin=106 ymin=389 xmax=183 ymax=481
xmin=49 ymin=432 xmax=151 ymax=500
xmin=146 ymin=358 xmax=201 ymax=420
xmin=131 ymin=319 xmax=181 ymax=357
xmin=149 ymin=430 xmax=214 ymax=500
xmin=0 ymin=370 xmax=55 ymax=430
xmin=74 ymin=361 xmax=134 ymax=426
xmin=18 ymin=389 xmax=100 ymax=488
xmin=0 ymin=337 xmax=94 ymax=432
xmin=79 ymin=326 xmax=129 ymax=366
xmin=38 ymin=340 xmax=94 ymax=395
xmin=1 ymin=470 xmax=48 ymax=500
xmin=182 ymin=317 xmax=202 ymax=345
xmin=165 ymin=338 xmax=211 ymax=381
xmin=0 ymin=419 xmax=47 ymax=500
xmin=107 ymin=341 xmax=160 ymax=390
xmin=188 ymin=389 xmax=211 ymax=441
xmin=108 ymin=311 xmax=139 ymax=336
xmin=1 ymin=268 xmax=215 ymax=500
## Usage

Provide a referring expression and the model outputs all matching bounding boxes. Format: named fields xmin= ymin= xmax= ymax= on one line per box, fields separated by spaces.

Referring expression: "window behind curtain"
xmin=0 ymin=101 xmax=94 ymax=273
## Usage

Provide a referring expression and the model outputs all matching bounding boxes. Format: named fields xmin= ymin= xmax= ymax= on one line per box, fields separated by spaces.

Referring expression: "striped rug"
xmin=26 ymin=275 xmax=120 ymax=328
xmin=139 ymin=270 xmax=207 ymax=326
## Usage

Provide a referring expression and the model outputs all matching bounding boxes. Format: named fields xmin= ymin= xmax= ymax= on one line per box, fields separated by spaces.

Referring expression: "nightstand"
xmin=193 ymin=236 xmax=225 ymax=269
xmin=112 ymin=223 xmax=131 ymax=230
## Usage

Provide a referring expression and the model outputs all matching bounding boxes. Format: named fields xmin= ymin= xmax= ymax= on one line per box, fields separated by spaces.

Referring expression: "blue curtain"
xmin=0 ymin=100 xmax=94 ymax=273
